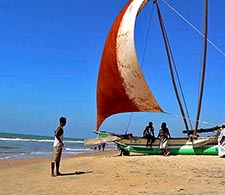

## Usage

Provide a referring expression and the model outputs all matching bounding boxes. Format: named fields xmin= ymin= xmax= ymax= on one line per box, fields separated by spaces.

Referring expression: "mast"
xmin=155 ymin=0 xmax=190 ymax=131
xmin=194 ymin=0 xmax=208 ymax=136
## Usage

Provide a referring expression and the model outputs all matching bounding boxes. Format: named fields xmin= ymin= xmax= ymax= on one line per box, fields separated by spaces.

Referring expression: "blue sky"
xmin=0 ymin=0 xmax=224 ymax=139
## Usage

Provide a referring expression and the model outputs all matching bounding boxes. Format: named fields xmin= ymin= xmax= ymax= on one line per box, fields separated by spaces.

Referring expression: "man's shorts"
xmin=52 ymin=146 xmax=62 ymax=162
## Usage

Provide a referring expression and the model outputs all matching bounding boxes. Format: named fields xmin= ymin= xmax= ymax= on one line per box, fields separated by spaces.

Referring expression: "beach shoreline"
xmin=1 ymin=149 xmax=224 ymax=195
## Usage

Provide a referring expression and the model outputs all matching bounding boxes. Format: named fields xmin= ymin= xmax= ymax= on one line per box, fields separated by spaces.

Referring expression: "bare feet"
xmin=51 ymin=172 xmax=62 ymax=177
xmin=165 ymin=152 xmax=170 ymax=156
xmin=56 ymin=172 xmax=62 ymax=176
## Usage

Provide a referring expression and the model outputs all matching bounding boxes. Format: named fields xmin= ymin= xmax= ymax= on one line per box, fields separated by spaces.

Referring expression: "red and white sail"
xmin=97 ymin=0 xmax=163 ymax=129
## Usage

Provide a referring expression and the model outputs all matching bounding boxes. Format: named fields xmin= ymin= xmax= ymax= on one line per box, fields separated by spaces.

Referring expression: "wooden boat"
xmin=90 ymin=129 xmax=219 ymax=155
xmin=85 ymin=0 xmax=224 ymax=155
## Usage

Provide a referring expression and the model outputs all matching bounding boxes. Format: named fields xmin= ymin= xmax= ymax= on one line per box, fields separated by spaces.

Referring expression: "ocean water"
xmin=0 ymin=132 xmax=116 ymax=160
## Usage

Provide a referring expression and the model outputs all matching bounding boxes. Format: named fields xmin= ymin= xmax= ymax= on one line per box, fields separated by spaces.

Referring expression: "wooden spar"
xmin=194 ymin=0 xmax=208 ymax=135
xmin=183 ymin=125 xmax=223 ymax=135
xmin=84 ymin=136 xmax=120 ymax=146
xmin=155 ymin=1 xmax=189 ymax=131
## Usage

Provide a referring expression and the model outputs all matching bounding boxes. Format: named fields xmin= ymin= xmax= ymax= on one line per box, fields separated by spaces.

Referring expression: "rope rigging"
xmin=161 ymin=0 xmax=225 ymax=57
xmin=125 ymin=2 xmax=155 ymax=134
xmin=154 ymin=0 xmax=191 ymax=132
xmin=125 ymin=0 xmax=213 ymax=134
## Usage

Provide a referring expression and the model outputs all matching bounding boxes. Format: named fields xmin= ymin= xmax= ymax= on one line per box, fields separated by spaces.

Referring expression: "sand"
xmin=0 ymin=150 xmax=224 ymax=195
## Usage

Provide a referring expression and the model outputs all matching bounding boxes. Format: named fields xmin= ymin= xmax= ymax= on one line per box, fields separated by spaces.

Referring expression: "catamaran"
xmin=85 ymin=0 xmax=224 ymax=155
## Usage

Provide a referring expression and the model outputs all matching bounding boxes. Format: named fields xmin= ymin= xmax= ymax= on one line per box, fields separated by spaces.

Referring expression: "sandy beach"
xmin=0 ymin=150 xmax=224 ymax=195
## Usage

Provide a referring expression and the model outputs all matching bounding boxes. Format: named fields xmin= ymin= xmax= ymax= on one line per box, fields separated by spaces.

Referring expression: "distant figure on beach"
xmin=98 ymin=144 xmax=101 ymax=151
xmin=51 ymin=116 xmax=67 ymax=177
xmin=101 ymin=142 xmax=106 ymax=151
xmin=158 ymin=122 xmax=171 ymax=156
xmin=143 ymin=122 xmax=155 ymax=148
xmin=218 ymin=125 xmax=225 ymax=157
xmin=98 ymin=143 xmax=106 ymax=151
xmin=91 ymin=146 xmax=97 ymax=150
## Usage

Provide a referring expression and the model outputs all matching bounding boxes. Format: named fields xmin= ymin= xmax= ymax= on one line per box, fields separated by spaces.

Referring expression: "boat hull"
xmin=94 ymin=131 xmax=218 ymax=155
xmin=116 ymin=139 xmax=218 ymax=155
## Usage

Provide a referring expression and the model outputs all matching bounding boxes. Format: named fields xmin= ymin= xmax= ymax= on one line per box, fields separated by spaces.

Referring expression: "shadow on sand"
xmin=58 ymin=171 xmax=93 ymax=176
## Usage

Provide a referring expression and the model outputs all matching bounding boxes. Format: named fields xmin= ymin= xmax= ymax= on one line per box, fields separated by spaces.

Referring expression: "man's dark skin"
xmin=51 ymin=118 xmax=66 ymax=177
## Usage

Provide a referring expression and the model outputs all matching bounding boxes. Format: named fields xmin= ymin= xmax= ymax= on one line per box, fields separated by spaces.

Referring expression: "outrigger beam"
xmin=183 ymin=125 xmax=224 ymax=135
xmin=84 ymin=135 xmax=120 ymax=146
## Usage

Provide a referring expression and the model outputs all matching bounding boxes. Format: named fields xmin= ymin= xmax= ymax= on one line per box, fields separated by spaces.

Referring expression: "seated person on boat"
xmin=143 ymin=122 xmax=155 ymax=148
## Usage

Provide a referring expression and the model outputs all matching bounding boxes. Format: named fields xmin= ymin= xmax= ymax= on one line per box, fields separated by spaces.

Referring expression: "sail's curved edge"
xmin=97 ymin=0 xmax=163 ymax=129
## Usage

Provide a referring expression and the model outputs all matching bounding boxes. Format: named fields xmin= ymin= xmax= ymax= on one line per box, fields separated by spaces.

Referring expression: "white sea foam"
xmin=0 ymin=137 xmax=84 ymax=144
xmin=0 ymin=133 xmax=92 ymax=159
xmin=0 ymin=138 xmax=54 ymax=142
xmin=65 ymin=147 xmax=92 ymax=151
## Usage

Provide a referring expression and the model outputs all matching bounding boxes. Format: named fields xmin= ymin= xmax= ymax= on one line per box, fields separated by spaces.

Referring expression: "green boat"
xmin=85 ymin=0 xmax=224 ymax=156
xmin=91 ymin=130 xmax=219 ymax=156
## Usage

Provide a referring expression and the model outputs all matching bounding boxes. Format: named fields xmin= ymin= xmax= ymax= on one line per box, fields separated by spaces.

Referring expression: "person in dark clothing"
xmin=101 ymin=142 xmax=106 ymax=151
xmin=143 ymin=122 xmax=155 ymax=148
